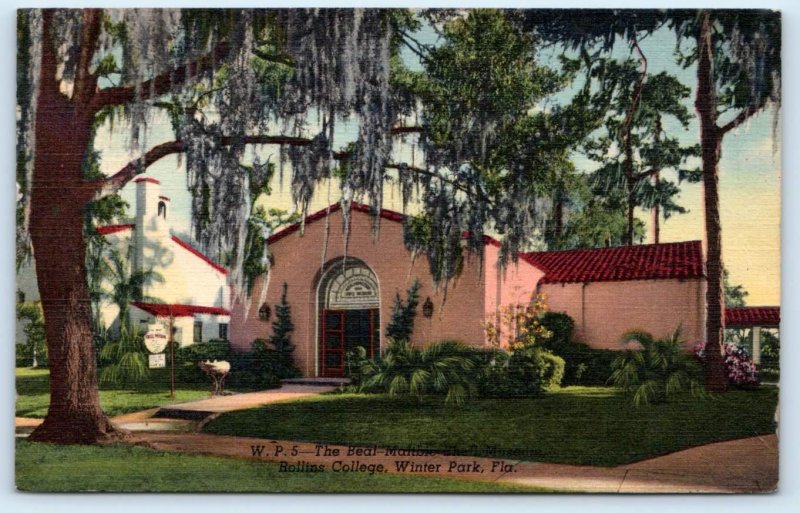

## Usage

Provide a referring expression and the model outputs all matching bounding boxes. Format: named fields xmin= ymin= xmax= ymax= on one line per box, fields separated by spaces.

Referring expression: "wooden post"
xmin=169 ymin=313 xmax=175 ymax=399
xmin=752 ymin=326 xmax=762 ymax=365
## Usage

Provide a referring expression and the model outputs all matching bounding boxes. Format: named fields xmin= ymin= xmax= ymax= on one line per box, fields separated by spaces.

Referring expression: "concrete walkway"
xmin=16 ymin=385 xmax=336 ymax=434
xmin=130 ymin=431 xmax=777 ymax=493
xmin=155 ymin=385 xmax=335 ymax=413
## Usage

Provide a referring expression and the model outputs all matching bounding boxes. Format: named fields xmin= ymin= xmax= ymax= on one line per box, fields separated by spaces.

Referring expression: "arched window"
xmin=157 ymin=201 xmax=167 ymax=219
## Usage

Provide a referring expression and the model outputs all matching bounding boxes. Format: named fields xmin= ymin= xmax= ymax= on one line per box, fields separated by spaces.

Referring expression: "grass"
xmin=16 ymin=367 xmax=210 ymax=418
xmin=203 ymin=386 xmax=779 ymax=467
xmin=15 ymin=440 xmax=547 ymax=493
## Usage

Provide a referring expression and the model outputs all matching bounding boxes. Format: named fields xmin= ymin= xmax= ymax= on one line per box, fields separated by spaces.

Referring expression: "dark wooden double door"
xmin=320 ymin=308 xmax=379 ymax=377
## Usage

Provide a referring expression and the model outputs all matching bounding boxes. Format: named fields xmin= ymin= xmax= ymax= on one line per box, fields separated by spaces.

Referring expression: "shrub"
xmin=269 ymin=283 xmax=295 ymax=353
xmin=539 ymin=312 xmax=575 ymax=349
xmin=611 ymin=328 xmax=706 ymax=407
xmin=479 ymin=347 xmax=563 ymax=397
xmin=357 ymin=339 xmax=481 ymax=406
xmin=239 ymin=338 xmax=300 ymax=388
xmin=552 ymin=341 xmax=617 ymax=386
xmin=724 ymin=343 xmax=761 ymax=387
xmin=385 ymin=280 xmax=420 ymax=342
xmin=344 ymin=345 xmax=372 ymax=387
xmin=484 ymin=295 xmax=551 ymax=350
xmin=540 ymin=351 xmax=566 ymax=389
xmin=694 ymin=341 xmax=761 ymax=387
xmin=172 ymin=339 xmax=232 ymax=386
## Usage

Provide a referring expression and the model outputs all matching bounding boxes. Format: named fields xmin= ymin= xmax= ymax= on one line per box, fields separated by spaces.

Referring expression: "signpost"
xmin=144 ymin=318 xmax=175 ymax=399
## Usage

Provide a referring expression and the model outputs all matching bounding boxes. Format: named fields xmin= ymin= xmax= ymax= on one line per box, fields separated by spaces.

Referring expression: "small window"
xmin=158 ymin=201 xmax=167 ymax=219
xmin=218 ymin=323 xmax=228 ymax=340
xmin=194 ymin=321 xmax=203 ymax=343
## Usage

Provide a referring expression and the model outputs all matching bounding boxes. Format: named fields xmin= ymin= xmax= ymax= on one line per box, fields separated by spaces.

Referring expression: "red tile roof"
xmin=96 ymin=224 xmax=134 ymax=236
xmin=97 ymin=223 xmax=229 ymax=276
xmin=131 ymin=302 xmax=230 ymax=317
xmin=725 ymin=306 xmax=780 ymax=327
xmin=521 ymin=240 xmax=705 ymax=284
xmin=171 ymin=236 xmax=229 ymax=275
xmin=134 ymin=176 xmax=160 ymax=185
xmin=267 ymin=202 xmax=405 ymax=244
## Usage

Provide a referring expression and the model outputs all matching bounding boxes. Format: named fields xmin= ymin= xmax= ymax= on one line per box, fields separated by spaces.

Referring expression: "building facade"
xmin=230 ymin=204 xmax=709 ymax=378
xmin=98 ymin=176 xmax=231 ymax=345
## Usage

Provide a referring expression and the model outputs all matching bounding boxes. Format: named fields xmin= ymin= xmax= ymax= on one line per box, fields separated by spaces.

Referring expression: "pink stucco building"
xmin=230 ymin=203 xmax=707 ymax=378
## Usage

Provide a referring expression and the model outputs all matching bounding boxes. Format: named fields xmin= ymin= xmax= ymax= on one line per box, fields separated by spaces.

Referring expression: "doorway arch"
xmin=317 ymin=258 xmax=380 ymax=377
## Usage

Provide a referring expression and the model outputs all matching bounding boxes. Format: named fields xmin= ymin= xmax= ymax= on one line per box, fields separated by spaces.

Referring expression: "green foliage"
xmin=203 ymin=385 xmax=778 ymax=468
xmin=16 ymin=301 xmax=47 ymax=368
xmin=539 ymin=312 xmax=575 ymax=348
xmin=99 ymin=326 xmax=148 ymax=386
xmin=100 ymin=248 xmax=163 ymax=328
xmin=230 ymin=338 xmax=300 ymax=390
xmin=173 ymin=338 xmax=233 ymax=385
xmin=242 ymin=207 xmax=300 ymax=294
xmin=610 ymin=328 xmax=706 ymax=407
xmin=356 ymin=340 xmax=482 ymax=406
xmin=479 ymin=347 xmax=564 ymax=398
xmin=537 ymin=311 xmax=615 ymax=386
xmin=723 ymin=268 xmax=748 ymax=307
xmin=551 ymin=342 xmax=617 ymax=387
xmin=268 ymin=282 xmax=295 ymax=353
xmin=540 ymin=351 xmax=566 ymax=390
xmin=385 ymin=280 xmax=420 ymax=342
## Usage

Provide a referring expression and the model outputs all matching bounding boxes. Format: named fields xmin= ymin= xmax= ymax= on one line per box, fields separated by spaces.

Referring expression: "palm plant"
xmin=96 ymin=249 xmax=162 ymax=386
xmin=358 ymin=339 xmax=481 ymax=406
xmin=101 ymin=248 xmax=163 ymax=329
xmin=610 ymin=328 xmax=706 ymax=407
xmin=99 ymin=325 xmax=148 ymax=386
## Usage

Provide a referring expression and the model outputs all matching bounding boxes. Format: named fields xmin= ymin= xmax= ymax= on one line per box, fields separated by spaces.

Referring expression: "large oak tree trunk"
xmin=27 ymin=10 xmax=122 ymax=444
xmin=696 ymin=10 xmax=727 ymax=392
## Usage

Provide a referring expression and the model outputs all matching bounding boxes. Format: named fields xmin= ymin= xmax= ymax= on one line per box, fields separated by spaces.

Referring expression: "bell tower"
xmin=133 ymin=176 xmax=169 ymax=274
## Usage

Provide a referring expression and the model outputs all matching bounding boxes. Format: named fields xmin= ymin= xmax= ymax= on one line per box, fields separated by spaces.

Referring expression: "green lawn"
xmin=15 ymin=440 xmax=546 ymax=493
xmin=203 ymin=386 xmax=778 ymax=467
xmin=16 ymin=367 xmax=210 ymax=418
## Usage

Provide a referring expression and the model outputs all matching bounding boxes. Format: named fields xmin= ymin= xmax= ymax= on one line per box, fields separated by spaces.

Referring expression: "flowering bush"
xmin=694 ymin=341 xmax=761 ymax=387
xmin=484 ymin=294 xmax=551 ymax=350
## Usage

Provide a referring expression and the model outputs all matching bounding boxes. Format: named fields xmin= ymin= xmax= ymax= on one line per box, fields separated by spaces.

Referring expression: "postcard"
xmin=15 ymin=7 xmax=780 ymax=493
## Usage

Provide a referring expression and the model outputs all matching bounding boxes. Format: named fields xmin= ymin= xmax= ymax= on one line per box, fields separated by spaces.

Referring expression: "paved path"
xmin=130 ymin=431 xmax=777 ymax=493
xmin=16 ymin=385 xmax=336 ymax=434
xmin=154 ymin=385 xmax=335 ymax=413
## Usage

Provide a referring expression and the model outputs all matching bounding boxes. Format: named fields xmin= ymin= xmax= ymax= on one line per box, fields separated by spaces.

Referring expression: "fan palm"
xmin=100 ymin=249 xmax=163 ymax=329
xmin=610 ymin=327 xmax=706 ymax=406
xmin=99 ymin=324 xmax=148 ymax=386
xmin=359 ymin=339 xmax=481 ymax=406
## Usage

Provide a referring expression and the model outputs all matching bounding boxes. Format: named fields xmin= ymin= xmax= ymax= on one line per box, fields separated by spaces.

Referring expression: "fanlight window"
xmin=323 ymin=264 xmax=379 ymax=310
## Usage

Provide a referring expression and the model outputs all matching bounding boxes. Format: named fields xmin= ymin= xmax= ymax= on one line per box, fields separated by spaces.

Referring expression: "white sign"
xmin=144 ymin=323 xmax=168 ymax=354
xmin=148 ymin=353 xmax=166 ymax=368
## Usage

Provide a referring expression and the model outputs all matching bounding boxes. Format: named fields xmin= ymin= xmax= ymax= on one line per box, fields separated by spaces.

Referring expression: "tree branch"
xmin=96 ymin=128 xmax=426 ymax=199
xmin=385 ymin=163 xmax=493 ymax=204
xmin=73 ymin=9 xmax=104 ymax=109
xmin=89 ymin=43 xmax=231 ymax=114
xmin=719 ymin=99 xmax=767 ymax=135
